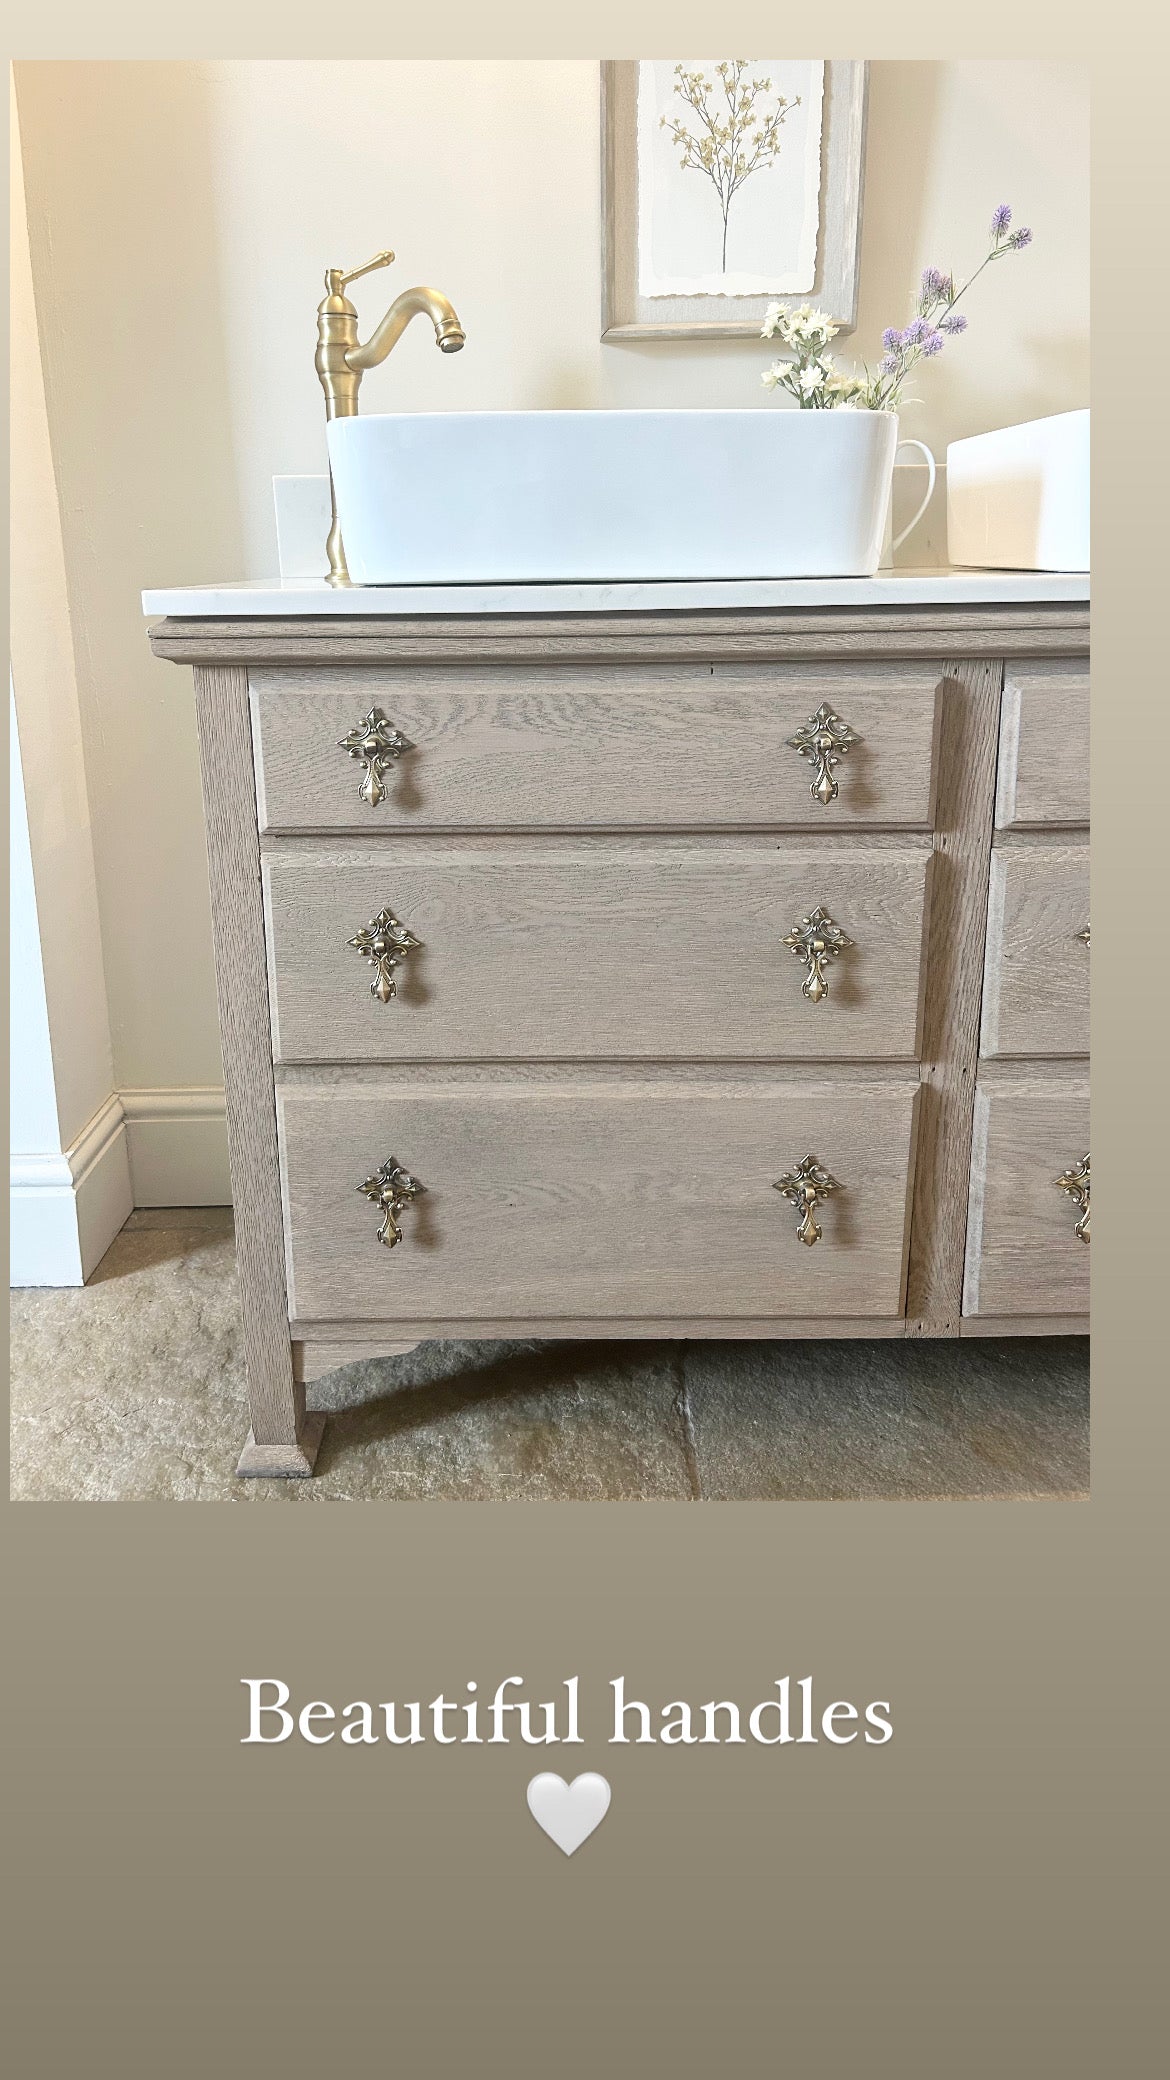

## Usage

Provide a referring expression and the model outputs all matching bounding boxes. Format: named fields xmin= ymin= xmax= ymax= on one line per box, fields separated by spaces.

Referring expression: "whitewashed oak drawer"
xmin=277 ymin=1073 xmax=920 ymax=1324
xmin=980 ymin=845 xmax=1090 ymax=1058
xmin=251 ymin=662 xmax=942 ymax=833
xmin=262 ymin=840 xmax=932 ymax=1063
xmin=995 ymin=662 xmax=1089 ymax=829
xmin=963 ymin=1076 xmax=1090 ymax=1318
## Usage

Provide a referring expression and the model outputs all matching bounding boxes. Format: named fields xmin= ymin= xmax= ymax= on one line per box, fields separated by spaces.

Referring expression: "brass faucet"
xmin=315 ymin=250 xmax=466 ymax=584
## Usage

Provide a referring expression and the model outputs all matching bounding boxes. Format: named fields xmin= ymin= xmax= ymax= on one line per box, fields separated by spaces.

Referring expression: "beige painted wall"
xmin=10 ymin=75 xmax=117 ymax=1148
xmin=14 ymin=59 xmax=1088 ymax=1116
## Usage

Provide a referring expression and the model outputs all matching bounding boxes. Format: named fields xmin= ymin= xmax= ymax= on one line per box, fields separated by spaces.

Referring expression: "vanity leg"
xmin=192 ymin=663 xmax=326 ymax=1479
xmin=237 ymin=1405 xmax=326 ymax=1479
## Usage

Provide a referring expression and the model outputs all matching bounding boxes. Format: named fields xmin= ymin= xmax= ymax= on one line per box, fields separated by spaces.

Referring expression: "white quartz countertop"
xmin=142 ymin=568 xmax=1089 ymax=619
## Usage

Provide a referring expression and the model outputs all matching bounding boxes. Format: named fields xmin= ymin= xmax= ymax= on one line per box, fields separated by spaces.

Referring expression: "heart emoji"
xmin=526 ymin=1772 xmax=612 ymax=1856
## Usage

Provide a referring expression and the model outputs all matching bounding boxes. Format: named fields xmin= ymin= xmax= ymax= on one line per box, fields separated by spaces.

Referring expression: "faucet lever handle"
xmin=327 ymin=250 xmax=395 ymax=297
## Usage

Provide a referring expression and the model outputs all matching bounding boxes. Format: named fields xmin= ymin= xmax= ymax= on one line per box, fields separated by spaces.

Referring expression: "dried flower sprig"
xmin=760 ymin=205 xmax=1034 ymax=411
xmin=662 ymin=60 xmax=801 ymax=274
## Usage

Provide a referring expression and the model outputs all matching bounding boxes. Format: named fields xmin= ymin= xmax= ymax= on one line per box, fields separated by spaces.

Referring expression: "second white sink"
xmin=326 ymin=407 xmax=900 ymax=585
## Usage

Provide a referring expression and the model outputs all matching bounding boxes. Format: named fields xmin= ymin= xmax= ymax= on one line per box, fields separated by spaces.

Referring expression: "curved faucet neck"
xmin=347 ymin=286 xmax=466 ymax=373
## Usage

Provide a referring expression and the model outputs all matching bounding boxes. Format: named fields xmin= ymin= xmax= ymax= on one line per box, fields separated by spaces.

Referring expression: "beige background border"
xmin=3 ymin=6 xmax=1165 ymax=2076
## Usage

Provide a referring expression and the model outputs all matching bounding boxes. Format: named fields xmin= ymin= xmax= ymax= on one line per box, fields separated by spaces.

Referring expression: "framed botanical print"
xmin=601 ymin=59 xmax=868 ymax=339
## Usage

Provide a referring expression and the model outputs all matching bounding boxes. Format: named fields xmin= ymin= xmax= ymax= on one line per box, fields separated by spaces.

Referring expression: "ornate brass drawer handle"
xmin=1055 ymin=1152 xmax=1090 ymax=1245
xmin=782 ymin=905 xmax=853 ymax=1003
xmin=773 ymin=1154 xmax=842 ymax=1246
xmin=359 ymin=1158 xmax=425 ymax=1248
xmin=787 ymin=702 xmax=862 ymax=806
xmin=348 ymin=907 xmax=421 ymax=1002
xmin=338 ymin=706 xmax=413 ymax=807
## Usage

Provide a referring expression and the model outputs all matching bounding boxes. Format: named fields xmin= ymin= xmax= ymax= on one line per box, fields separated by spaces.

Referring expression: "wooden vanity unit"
xmin=146 ymin=574 xmax=1089 ymax=1475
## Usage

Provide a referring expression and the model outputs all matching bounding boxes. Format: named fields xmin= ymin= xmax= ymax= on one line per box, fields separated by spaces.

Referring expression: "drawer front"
xmin=963 ymin=1077 xmax=1090 ymax=1317
xmin=264 ymin=842 xmax=931 ymax=1063
xmin=278 ymin=1074 xmax=919 ymax=1323
xmin=251 ymin=662 xmax=941 ymax=833
xmin=995 ymin=662 xmax=1089 ymax=829
xmin=980 ymin=845 xmax=1090 ymax=1057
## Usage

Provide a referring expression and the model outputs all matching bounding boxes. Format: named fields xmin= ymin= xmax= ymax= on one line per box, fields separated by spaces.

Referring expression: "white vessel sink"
xmin=326 ymin=408 xmax=900 ymax=585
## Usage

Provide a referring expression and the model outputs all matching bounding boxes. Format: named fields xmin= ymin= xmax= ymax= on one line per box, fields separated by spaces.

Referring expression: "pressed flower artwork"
xmin=637 ymin=59 xmax=825 ymax=298
xmin=601 ymin=61 xmax=867 ymax=341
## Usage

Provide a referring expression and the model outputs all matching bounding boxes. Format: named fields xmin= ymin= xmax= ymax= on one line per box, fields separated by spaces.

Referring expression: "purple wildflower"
xmin=902 ymin=315 xmax=929 ymax=345
xmin=1008 ymin=226 xmax=1033 ymax=249
xmin=881 ymin=326 xmax=903 ymax=352
xmin=991 ymin=204 xmax=1012 ymax=238
xmin=939 ymin=311 xmax=968 ymax=334
xmin=920 ymin=329 xmax=945 ymax=356
xmin=878 ymin=354 xmax=899 ymax=376
xmin=921 ymin=266 xmax=947 ymax=296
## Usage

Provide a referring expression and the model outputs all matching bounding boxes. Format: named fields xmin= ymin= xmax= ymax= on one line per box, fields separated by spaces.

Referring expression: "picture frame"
xmin=601 ymin=59 xmax=869 ymax=341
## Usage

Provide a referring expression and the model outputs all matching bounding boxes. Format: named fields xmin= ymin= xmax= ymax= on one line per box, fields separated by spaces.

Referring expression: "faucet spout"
xmin=347 ymin=285 xmax=466 ymax=372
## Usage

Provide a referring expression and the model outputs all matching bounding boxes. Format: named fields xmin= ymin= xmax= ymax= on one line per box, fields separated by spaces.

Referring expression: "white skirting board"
xmin=10 ymin=1092 xmax=133 ymax=1286
xmin=120 ymin=1088 xmax=230 ymax=1207
xmin=10 ymin=1086 xmax=230 ymax=1286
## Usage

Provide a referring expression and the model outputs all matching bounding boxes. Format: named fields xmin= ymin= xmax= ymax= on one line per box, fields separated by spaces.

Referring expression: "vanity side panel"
xmin=191 ymin=665 xmax=306 ymax=1456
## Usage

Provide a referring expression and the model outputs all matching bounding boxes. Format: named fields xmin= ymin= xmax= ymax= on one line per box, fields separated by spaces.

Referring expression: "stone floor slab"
xmin=680 ymin=1335 xmax=1089 ymax=1501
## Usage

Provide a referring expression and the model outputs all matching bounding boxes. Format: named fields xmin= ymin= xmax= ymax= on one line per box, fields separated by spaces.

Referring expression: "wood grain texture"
xmin=148 ymin=605 xmax=1089 ymax=668
xmin=251 ymin=661 xmax=942 ymax=833
xmin=963 ymin=1076 xmax=1090 ymax=1317
xmin=980 ymin=843 xmax=1090 ymax=1057
xmin=236 ymin=1413 xmax=326 ymax=1476
xmin=904 ymin=658 xmax=1004 ymax=1335
xmin=191 ymin=665 xmax=307 ymax=1455
xmin=292 ymin=1318 xmax=908 ymax=1342
xmin=995 ymin=662 xmax=1090 ymax=828
xmin=294 ymin=1341 xmax=419 ymax=1383
xmin=277 ymin=1073 xmax=920 ymax=1324
xmin=601 ymin=60 xmax=868 ymax=338
xmin=262 ymin=840 xmax=932 ymax=1063
xmin=277 ymin=1055 xmax=932 ymax=1093
xmin=959 ymin=1315 xmax=1088 ymax=1338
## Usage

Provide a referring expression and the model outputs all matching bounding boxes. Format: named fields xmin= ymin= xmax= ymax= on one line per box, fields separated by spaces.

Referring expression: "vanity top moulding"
xmin=144 ymin=569 xmax=1089 ymax=652
xmin=144 ymin=569 xmax=1088 ymax=1476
